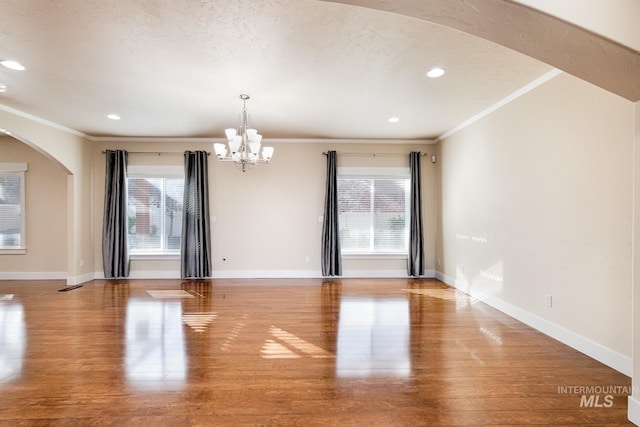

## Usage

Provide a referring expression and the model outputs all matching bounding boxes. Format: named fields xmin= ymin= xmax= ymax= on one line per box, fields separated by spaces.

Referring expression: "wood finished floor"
xmin=0 ymin=278 xmax=632 ymax=426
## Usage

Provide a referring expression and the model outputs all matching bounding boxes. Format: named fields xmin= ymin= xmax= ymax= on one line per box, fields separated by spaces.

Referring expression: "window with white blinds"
xmin=338 ymin=172 xmax=409 ymax=254
xmin=127 ymin=176 xmax=184 ymax=254
xmin=0 ymin=163 xmax=26 ymax=251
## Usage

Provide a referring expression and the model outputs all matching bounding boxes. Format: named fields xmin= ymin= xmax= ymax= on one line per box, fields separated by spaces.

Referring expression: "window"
xmin=0 ymin=163 xmax=26 ymax=252
xmin=127 ymin=167 xmax=183 ymax=255
xmin=338 ymin=169 xmax=409 ymax=254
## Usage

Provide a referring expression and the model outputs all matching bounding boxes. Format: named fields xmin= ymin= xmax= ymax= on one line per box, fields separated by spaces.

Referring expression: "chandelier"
xmin=213 ymin=94 xmax=274 ymax=172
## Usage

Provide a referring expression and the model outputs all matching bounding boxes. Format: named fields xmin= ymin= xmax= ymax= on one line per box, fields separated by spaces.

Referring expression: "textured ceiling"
xmin=325 ymin=0 xmax=640 ymax=103
xmin=0 ymin=0 xmax=606 ymax=140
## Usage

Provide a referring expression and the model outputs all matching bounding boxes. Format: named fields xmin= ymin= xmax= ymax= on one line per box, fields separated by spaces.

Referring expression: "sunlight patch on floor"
xmin=147 ymin=290 xmax=195 ymax=299
xmin=182 ymin=312 xmax=217 ymax=333
xmin=261 ymin=326 xmax=334 ymax=359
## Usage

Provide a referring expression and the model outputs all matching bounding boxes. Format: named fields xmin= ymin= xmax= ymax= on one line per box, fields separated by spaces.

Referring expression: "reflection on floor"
xmin=336 ymin=298 xmax=410 ymax=378
xmin=0 ymin=278 xmax=632 ymax=426
xmin=262 ymin=326 xmax=334 ymax=359
xmin=146 ymin=290 xmax=195 ymax=299
xmin=182 ymin=312 xmax=217 ymax=333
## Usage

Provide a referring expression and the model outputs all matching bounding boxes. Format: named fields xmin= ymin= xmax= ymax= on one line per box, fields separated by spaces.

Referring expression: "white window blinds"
xmin=0 ymin=163 xmax=26 ymax=250
xmin=337 ymin=176 xmax=409 ymax=254
xmin=127 ymin=177 xmax=184 ymax=253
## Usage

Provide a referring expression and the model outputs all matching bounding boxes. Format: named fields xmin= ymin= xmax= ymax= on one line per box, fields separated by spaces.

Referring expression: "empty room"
xmin=1 ymin=1 xmax=640 ymax=425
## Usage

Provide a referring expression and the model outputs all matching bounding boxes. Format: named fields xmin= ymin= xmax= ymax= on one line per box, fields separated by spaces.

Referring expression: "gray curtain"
xmin=181 ymin=151 xmax=212 ymax=279
xmin=321 ymin=151 xmax=342 ymax=276
xmin=102 ymin=149 xmax=130 ymax=278
xmin=408 ymin=151 xmax=424 ymax=277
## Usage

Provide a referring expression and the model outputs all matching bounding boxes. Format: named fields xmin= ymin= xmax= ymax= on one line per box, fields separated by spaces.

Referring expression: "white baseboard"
xmin=436 ymin=270 xmax=632 ymax=376
xmin=213 ymin=270 xmax=323 ymax=279
xmin=94 ymin=270 xmax=181 ymax=280
xmin=67 ymin=272 xmax=96 ymax=286
xmin=341 ymin=269 xmax=436 ymax=278
xmin=0 ymin=271 xmax=67 ymax=280
xmin=92 ymin=269 xmax=438 ymax=280
xmin=629 ymin=395 xmax=640 ymax=425
xmin=214 ymin=269 xmax=436 ymax=279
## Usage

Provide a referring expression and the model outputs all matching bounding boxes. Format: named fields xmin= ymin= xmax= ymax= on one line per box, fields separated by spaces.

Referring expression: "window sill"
xmin=130 ymin=253 xmax=180 ymax=261
xmin=342 ymin=253 xmax=407 ymax=260
xmin=0 ymin=248 xmax=26 ymax=255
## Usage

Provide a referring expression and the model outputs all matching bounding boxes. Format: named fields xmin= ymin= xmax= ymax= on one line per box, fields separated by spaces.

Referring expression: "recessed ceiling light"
xmin=426 ymin=67 xmax=445 ymax=78
xmin=0 ymin=60 xmax=26 ymax=71
xmin=388 ymin=117 xmax=400 ymax=123
xmin=107 ymin=114 xmax=121 ymax=120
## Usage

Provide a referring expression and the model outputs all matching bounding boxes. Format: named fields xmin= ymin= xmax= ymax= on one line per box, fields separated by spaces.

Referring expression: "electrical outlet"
xmin=545 ymin=294 xmax=552 ymax=307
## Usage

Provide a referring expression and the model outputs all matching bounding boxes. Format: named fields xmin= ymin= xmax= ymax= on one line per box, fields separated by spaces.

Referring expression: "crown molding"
xmin=0 ymin=103 xmax=88 ymax=138
xmin=438 ymin=68 xmax=563 ymax=141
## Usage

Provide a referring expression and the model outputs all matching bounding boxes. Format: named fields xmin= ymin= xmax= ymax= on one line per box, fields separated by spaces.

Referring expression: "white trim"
xmin=342 ymin=269 xmax=436 ymax=278
xmin=92 ymin=269 xmax=437 ymax=280
xmin=130 ymin=253 xmax=181 ymax=261
xmin=0 ymin=103 xmax=88 ymax=138
xmin=92 ymin=136 xmax=437 ymax=145
xmin=0 ymin=166 xmax=27 ymax=252
xmin=127 ymin=165 xmax=184 ymax=177
xmin=213 ymin=270 xmax=323 ymax=279
xmin=0 ymin=103 xmax=434 ymax=145
xmin=0 ymin=162 xmax=27 ymax=172
xmin=438 ymin=68 xmax=563 ymax=141
xmin=67 ymin=272 xmax=96 ymax=286
xmin=628 ymin=396 xmax=640 ymax=425
xmin=93 ymin=136 xmax=220 ymax=143
xmin=436 ymin=270 xmax=632 ymax=376
xmin=0 ymin=271 xmax=67 ymax=280
xmin=343 ymin=253 xmax=408 ymax=260
xmin=338 ymin=167 xmax=410 ymax=177
xmin=266 ymin=138 xmax=436 ymax=145
xmin=0 ymin=249 xmax=26 ymax=255
xmin=94 ymin=270 xmax=181 ymax=280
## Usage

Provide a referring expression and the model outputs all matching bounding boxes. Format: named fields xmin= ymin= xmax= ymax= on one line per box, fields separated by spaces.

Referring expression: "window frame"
xmin=337 ymin=167 xmax=410 ymax=258
xmin=0 ymin=163 xmax=27 ymax=254
xmin=127 ymin=165 xmax=184 ymax=259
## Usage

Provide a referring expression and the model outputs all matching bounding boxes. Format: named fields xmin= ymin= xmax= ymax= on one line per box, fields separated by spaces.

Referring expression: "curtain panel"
xmin=102 ymin=149 xmax=130 ymax=279
xmin=408 ymin=151 xmax=425 ymax=277
xmin=181 ymin=151 xmax=212 ymax=279
xmin=321 ymin=150 xmax=342 ymax=276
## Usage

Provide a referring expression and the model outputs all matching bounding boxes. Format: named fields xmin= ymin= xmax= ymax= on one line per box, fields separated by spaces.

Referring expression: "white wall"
xmin=92 ymin=140 xmax=437 ymax=278
xmin=437 ymin=72 xmax=634 ymax=373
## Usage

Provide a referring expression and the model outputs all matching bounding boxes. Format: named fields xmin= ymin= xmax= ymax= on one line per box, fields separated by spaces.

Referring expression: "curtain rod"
xmin=322 ymin=152 xmax=426 ymax=157
xmin=101 ymin=151 xmax=210 ymax=156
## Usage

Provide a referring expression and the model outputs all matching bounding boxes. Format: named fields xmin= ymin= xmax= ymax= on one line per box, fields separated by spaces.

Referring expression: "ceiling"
xmin=0 ymin=0 xmax=632 ymax=141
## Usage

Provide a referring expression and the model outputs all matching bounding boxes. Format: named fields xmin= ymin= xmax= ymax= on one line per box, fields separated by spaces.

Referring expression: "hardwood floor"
xmin=0 ymin=278 xmax=633 ymax=426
